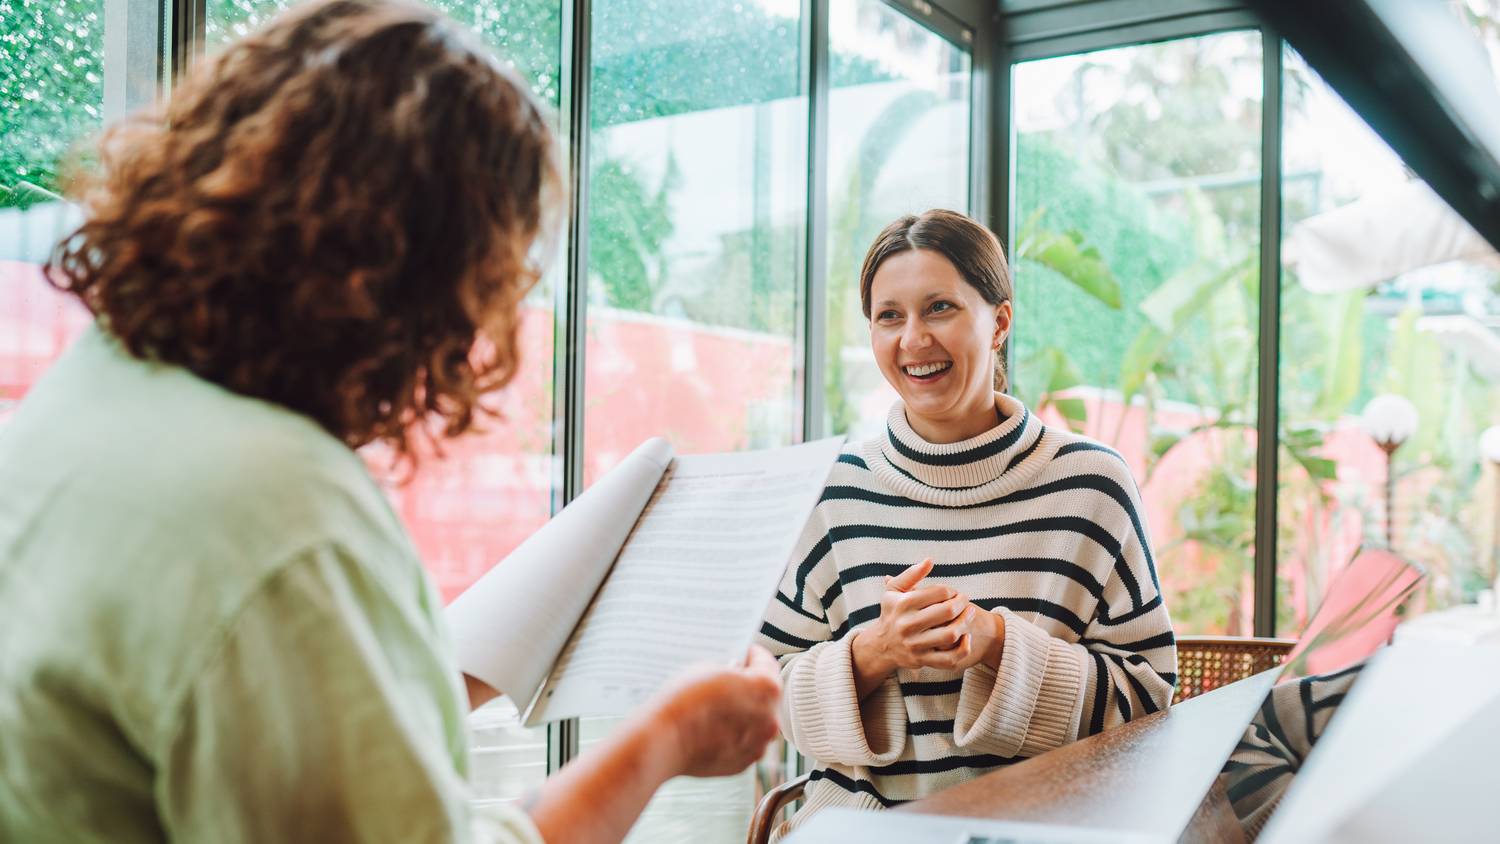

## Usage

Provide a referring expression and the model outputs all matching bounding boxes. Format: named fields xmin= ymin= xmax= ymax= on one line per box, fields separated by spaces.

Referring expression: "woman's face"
xmin=868 ymin=249 xmax=1011 ymax=441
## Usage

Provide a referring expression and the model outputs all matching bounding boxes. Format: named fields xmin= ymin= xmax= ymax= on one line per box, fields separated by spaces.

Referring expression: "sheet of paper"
xmin=447 ymin=437 xmax=674 ymax=708
xmin=525 ymin=436 xmax=846 ymax=725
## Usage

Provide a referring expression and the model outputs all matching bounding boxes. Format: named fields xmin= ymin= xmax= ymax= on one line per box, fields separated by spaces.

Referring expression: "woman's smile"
xmin=902 ymin=359 xmax=953 ymax=384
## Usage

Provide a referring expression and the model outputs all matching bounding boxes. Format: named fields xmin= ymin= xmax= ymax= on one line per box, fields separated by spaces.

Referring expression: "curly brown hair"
xmin=48 ymin=0 xmax=562 ymax=466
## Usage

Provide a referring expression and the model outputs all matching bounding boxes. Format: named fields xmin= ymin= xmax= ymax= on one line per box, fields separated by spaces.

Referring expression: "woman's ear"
xmin=993 ymin=301 xmax=1014 ymax=350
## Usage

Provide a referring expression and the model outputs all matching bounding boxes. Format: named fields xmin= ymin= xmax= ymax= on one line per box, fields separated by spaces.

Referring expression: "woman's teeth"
xmin=904 ymin=362 xmax=952 ymax=377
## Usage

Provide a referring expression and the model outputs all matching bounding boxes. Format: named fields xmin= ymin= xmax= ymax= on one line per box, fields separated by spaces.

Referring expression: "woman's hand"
xmin=914 ymin=602 xmax=1006 ymax=672
xmin=528 ymin=647 xmax=782 ymax=844
xmin=850 ymin=558 xmax=971 ymax=698
xmin=646 ymin=645 xmax=783 ymax=778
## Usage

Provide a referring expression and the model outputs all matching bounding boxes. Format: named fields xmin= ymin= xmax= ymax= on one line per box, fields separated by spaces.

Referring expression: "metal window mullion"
xmin=548 ymin=0 xmax=593 ymax=773
xmin=800 ymin=0 xmax=830 ymax=443
xmin=1006 ymin=10 xmax=1259 ymax=63
xmin=989 ymin=15 xmax=1015 ymax=392
xmin=168 ymin=0 xmax=204 ymax=83
xmin=103 ymin=0 xmax=167 ymax=121
xmin=1252 ymin=30 xmax=1283 ymax=638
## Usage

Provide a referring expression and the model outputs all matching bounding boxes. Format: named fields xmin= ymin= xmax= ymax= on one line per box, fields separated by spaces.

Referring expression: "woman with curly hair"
xmin=0 ymin=1 xmax=781 ymax=842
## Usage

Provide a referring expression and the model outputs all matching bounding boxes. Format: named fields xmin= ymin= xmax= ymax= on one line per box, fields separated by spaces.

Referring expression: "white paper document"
xmin=446 ymin=435 xmax=845 ymax=725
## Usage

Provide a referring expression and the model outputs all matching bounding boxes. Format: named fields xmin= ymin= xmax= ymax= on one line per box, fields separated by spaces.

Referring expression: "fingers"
xmin=901 ymin=594 xmax=969 ymax=633
xmin=742 ymin=644 xmax=781 ymax=680
xmin=917 ymin=633 xmax=973 ymax=669
xmin=894 ymin=584 xmax=960 ymax=614
xmin=887 ymin=557 xmax=934 ymax=593
xmin=908 ymin=620 xmax=967 ymax=651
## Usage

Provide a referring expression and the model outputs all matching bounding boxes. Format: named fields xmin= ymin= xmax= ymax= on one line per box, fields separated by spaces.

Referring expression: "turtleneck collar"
xmin=862 ymin=393 xmax=1060 ymax=506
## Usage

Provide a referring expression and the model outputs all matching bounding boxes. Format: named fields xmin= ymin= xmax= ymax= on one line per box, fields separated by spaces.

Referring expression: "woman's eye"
xmin=930 ymin=301 xmax=954 ymax=313
xmin=877 ymin=310 xmax=900 ymax=321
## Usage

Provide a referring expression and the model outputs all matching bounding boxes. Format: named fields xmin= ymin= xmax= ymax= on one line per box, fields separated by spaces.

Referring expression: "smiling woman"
xmin=757 ymin=209 xmax=1177 ymax=839
xmin=861 ymin=211 xmax=1014 ymax=443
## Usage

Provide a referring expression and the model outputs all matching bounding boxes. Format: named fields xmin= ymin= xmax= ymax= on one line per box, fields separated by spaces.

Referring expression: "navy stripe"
xmin=900 ymin=679 xmax=963 ymax=696
xmin=1056 ymin=441 xmax=1126 ymax=462
xmin=836 ymin=558 xmax=1105 ymax=604
xmin=1098 ymin=594 xmax=1162 ymax=626
xmin=872 ymin=753 xmax=1018 ymax=777
xmin=1227 ymin=764 xmax=1293 ymax=804
xmin=832 ymin=605 xmax=881 ymax=639
xmin=889 ymin=459 xmax=993 ymax=491
xmin=837 ymin=453 xmax=869 ymax=470
xmin=808 ymin=769 xmax=901 ymax=808
xmin=759 ymin=621 xmax=821 ymax=650
xmin=833 ymin=596 xmax=1088 ymax=641
xmin=971 ymin=597 xmax=1088 ymax=636
xmin=1299 ymin=675 xmax=1316 ymax=744
xmin=1050 ymin=444 xmax=1162 ymax=596
xmin=1310 ymin=662 xmax=1365 ymax=685
xmin=819 ymin=473 xmax=1156 ymax=612
xmin=909 ymin=719 xmax=955 ymax=736
xmin=826 ymin=517 xmax=1142 ymax=611
xmin=791 ymin=534 xmax=833 ymax=607
xmin=1080 ymin=631 xmax=1175 ymax=653
xmin=818 ymin=578 xmax=844 ymax=611
xmin=886 ymin=408 xmax=1028 ymax=468
xmin=774 ymin=590 xmax=824 ymax=624
xmin=1312 ymin=692 xmax=1346 ymax=712
xmin=1113 ymin=686 xmax=1133 ymax=721
xmin=1004 ymin=426 xmax=1045 ymax=473
xmin=1106 ymin=652 xmax=1160 ymax=716
xmin=1258 ymin=690 xmax=1292 ymax=752
xmin=1088 ymin=652 xmax=1108 ymax=736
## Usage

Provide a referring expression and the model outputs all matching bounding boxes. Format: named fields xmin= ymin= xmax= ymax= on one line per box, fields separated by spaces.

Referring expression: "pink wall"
xmin=3 ymin=264 xmax=794 ymax=603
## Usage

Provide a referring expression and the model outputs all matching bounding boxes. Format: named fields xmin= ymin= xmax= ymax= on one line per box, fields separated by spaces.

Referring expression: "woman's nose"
xmin=900 ymin=321 xmax=931 ymax=351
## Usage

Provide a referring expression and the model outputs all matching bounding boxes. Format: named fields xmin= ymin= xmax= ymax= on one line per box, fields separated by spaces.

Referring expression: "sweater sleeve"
xmin=755 ymin=507 xmax=907 ymax=767
xmin=1224 ymin=663 xmax=1365 ymax=840
xmin=952 ymin=459 xmax=1175 ymax=758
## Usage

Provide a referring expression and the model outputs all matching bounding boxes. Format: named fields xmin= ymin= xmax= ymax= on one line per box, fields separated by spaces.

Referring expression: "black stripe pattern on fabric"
xmin=1088 ymin=652 xmax=1108 ymax=736
xmin=836 ymin=453 xmax=869 ymax=470
xmin=832 ymin=557 xmax=1103 ymax=602
xmin=908 ymin=719 xmax=956 ymax=736
xmin=886 ymin=408 xmax=1028 ymax=468
xmin=807 ymin=769 xmax=902 ymax=808
xmin=758 ymin=621 xmax=820 ymax=650
xmin=871 ymin=753 xmax=1019 ymax=777
xmin=900 ymin=679 xmax=963 ymax=696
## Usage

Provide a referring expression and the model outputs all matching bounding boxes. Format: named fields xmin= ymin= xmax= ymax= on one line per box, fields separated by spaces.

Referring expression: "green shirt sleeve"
xmin=153 ymin=543 xmax=543 ymax=844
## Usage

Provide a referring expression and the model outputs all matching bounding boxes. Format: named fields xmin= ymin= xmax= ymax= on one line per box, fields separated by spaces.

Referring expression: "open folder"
xmin=447 ymin=435 xmax=845 ymax=726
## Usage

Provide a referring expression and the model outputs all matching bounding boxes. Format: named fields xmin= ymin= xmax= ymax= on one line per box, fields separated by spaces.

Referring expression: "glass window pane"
xmin=1012 ymin=32 xmax=1264 ymax=636
xmin=203 ymin=0 xmax=566 ymax=802
xmin=579 ymin=0 xmax=808 ymax=839
xmin=825 ymin=0 xmax=972 ymax=439
xmin=1276 ymin=46 xmax=1500 ymax=635
xmin=2 ymin=0 xmax=103 ymax=424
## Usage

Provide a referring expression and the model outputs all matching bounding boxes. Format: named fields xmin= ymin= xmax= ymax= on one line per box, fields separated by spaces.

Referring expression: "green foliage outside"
xmin=1 ymin=0 xmax=103 ymax=208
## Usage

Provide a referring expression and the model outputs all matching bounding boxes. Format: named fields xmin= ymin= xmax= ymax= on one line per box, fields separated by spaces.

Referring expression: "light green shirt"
xmin=0 ymin=326 xmax=542 ymax=844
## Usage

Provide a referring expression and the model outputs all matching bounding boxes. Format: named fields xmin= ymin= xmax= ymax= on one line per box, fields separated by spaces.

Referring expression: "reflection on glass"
xmin=1276 ymin=47 xmax=1500 ymax=635
xmin=578 ymin=0 xmax=808 ymax=838
xmin=1218 ymin=549 xmax=1422 ymax=839
xmin=1012 ymin=32 xmax=1264 ymax=636
xmin=207 ymin=0 xmax=562 ymax=104
xmin=581 ymin=0 xmax=807 ymax=485
xmin=825 ymin=0 xmax=972 ymax=439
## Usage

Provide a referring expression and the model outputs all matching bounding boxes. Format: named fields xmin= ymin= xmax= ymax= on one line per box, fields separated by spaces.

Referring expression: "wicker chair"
xmin=1173 ymin=635 xmax=1296 ymax=704
xmin=747 ymin=773 xmax=808 ymax=844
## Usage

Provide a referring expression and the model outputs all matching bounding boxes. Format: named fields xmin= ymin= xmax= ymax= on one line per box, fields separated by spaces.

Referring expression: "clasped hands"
xmin=850 ymin=557 xmax=1006 ymax=698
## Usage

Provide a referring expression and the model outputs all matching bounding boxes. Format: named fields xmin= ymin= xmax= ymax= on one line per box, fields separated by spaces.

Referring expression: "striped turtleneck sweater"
xmin=756 ymin=393 xmax=1176 ymax=835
